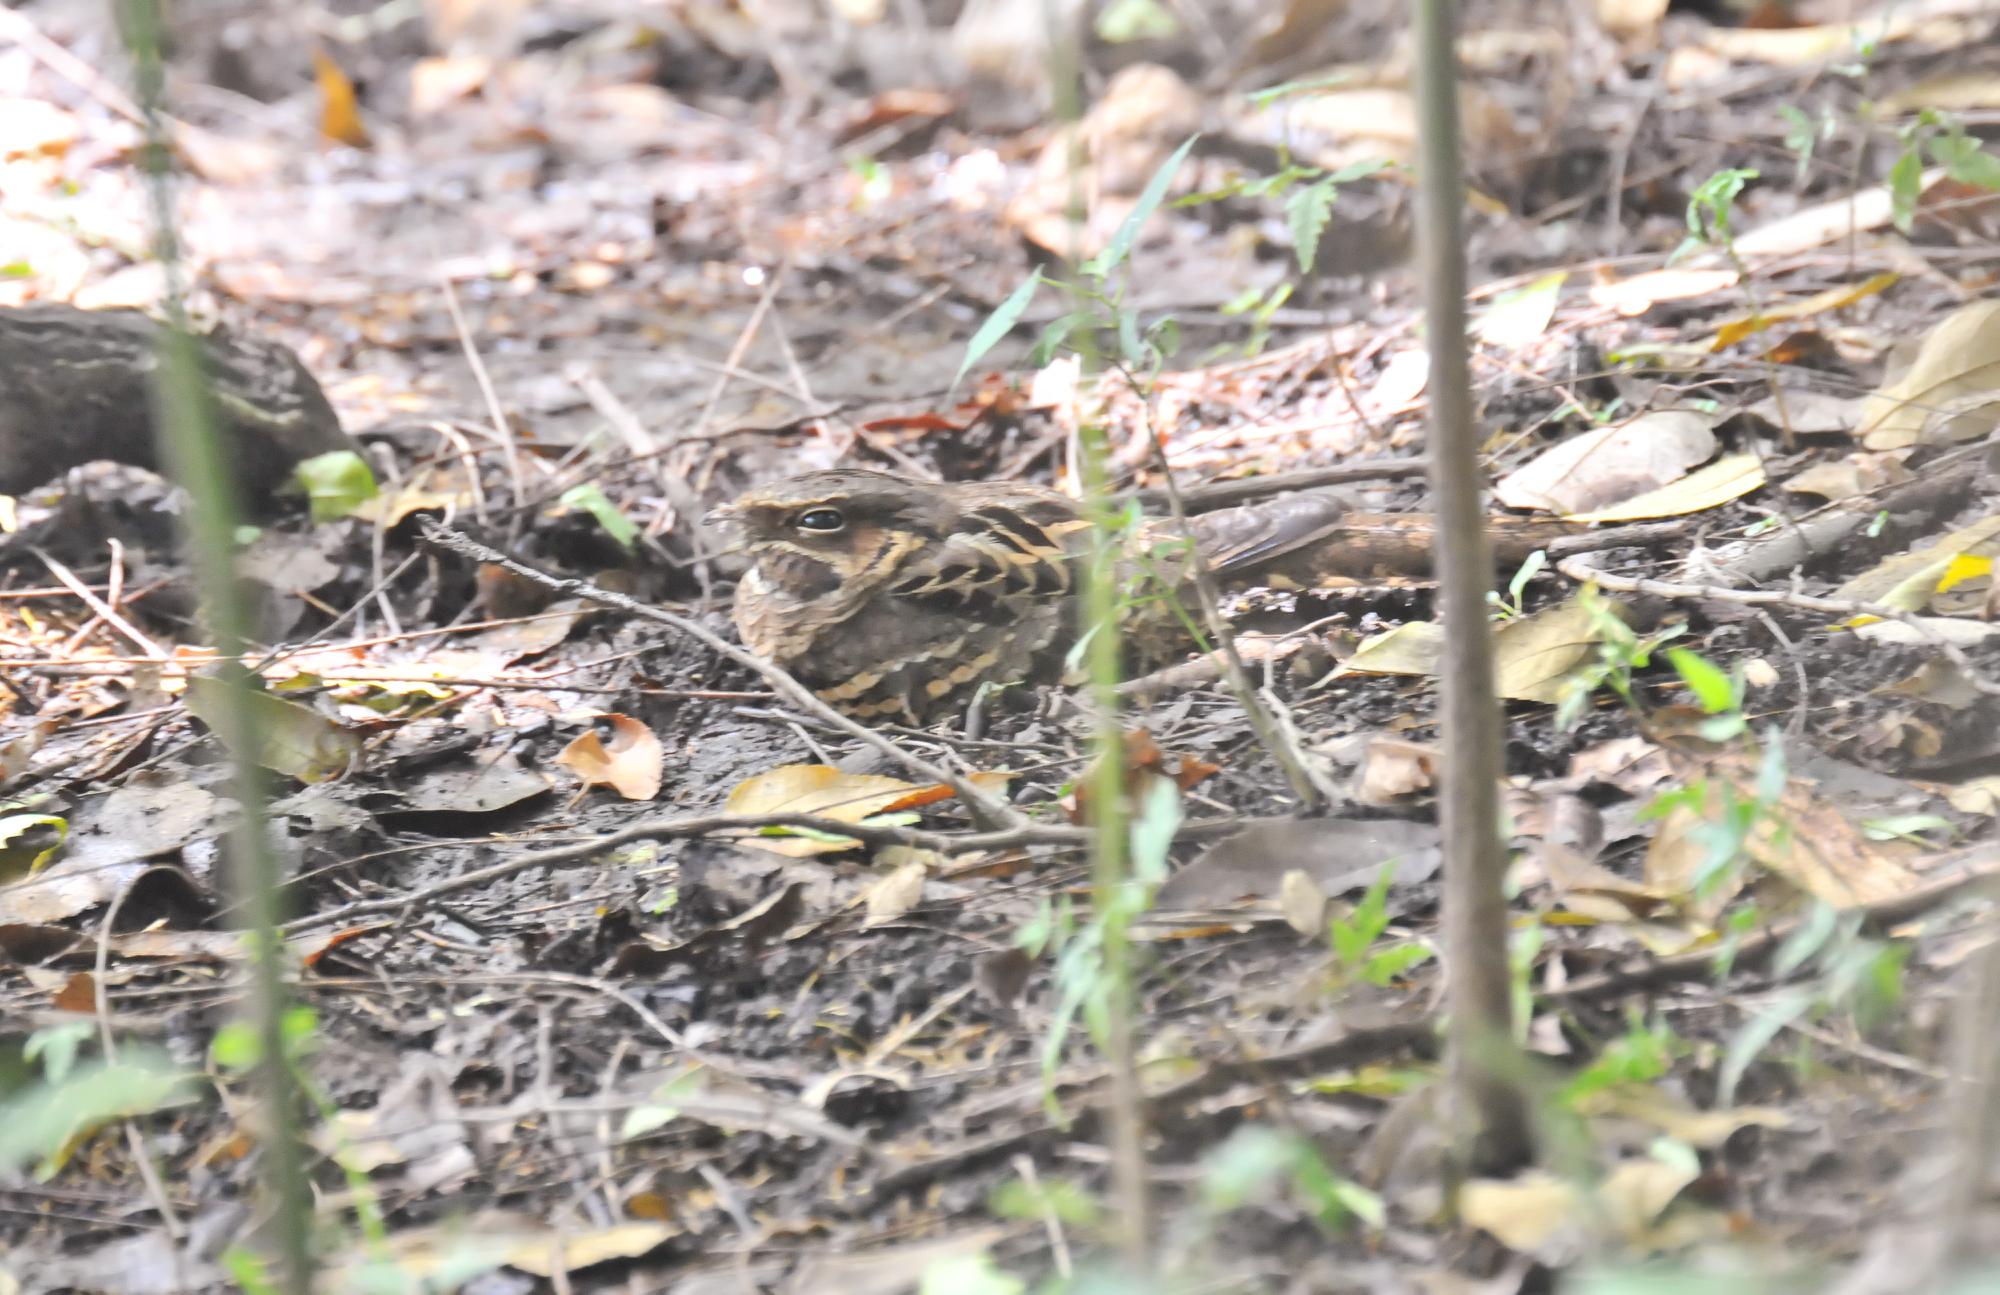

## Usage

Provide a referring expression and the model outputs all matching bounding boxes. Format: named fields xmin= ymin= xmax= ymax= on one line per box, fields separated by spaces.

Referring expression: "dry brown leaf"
xmin=555 ymin=715 xmax=663 ymax=801
xmin=1495 ymin=411 xmax=1717 ymax=515
xmin=1646 ymin=775 xmax=1922 ymax=913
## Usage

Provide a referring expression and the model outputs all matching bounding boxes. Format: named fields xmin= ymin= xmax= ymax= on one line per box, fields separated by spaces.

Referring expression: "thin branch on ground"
xmin=418 ymin=518 xmax=1025 ymax=828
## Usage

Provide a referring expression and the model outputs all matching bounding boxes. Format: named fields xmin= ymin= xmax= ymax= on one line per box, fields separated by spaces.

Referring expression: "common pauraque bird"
xmin=706 ymin=469 xmax=1347 ymax=723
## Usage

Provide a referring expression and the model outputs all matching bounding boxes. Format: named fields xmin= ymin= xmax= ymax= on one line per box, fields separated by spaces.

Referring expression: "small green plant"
xmin=1778 ymin=103 xmax=1835 ymax=179
xmin=1487 ymin=549 xmax=1547 ymax=621
xmin=1559 ymin=1012 xmax=1681 ymax=1105
xmin=1890 ymin=110 xmax=2000 ymax=232
xmin=1026 ymin=777 xmax=1182 ymax=1121
xmin=1327 ymin=858 xmax=1433 ymax=988
xmin=1672 ymin=167 xmax=1759 ymax=264
xmin=1667 ymin=646 xmax=1747 ymax=742
xmin=1554 ymin=585 xmax=1686 ymax=728
xmin=1200 ymin=1124 xmax=1385 ymax=1233
xmin=1641 ymin=724 xmax=1790 ymax=901
xmin=1717 ymin=903 xmax=1910 ymax=1105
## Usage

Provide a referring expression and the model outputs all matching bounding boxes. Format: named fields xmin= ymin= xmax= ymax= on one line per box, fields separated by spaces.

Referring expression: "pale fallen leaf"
xmin=1858 ymin=300 xmax=2000 ymax=450
xmin=1495 ymin=410 xmax=1717 ymax=515
xmin=1946 ymin=775 xmax=2000 ymax=816
xmin=1747 ymin=387 xmax=1865 ymax=437
xmin=1587 ymin=267 xmax=1738 ymax=316
xmin=1575 ymin=1083 xmax=1796 ymax=1147
xmin=555 ymin=715 xmax=663 ymax=801
xmin=1564 ymin=452 xmax=1764 ymax=523
xmin=1279 ymin=868 xmax=1329 ymax=936
xmin=1780 ymin=453 xmax=1909 ymax=502
xmin=861 ymin=858 xmax=928 ymax=926
xmin=1594 ymin=0 xmax=1668 ymax=36
xmin=1357 ymin=737 xmax=1438 ymax=804
xmin=1731 ymin=170 xmax=1943 ymax=260
xmin=1475 ymin=272 xmax=1566 ymax=352
xmin=1878 ymin=71 xmax=2000 ymax=114
xmin=1332 ymin=620 xmax=1443 ymax=685
xmin=1646 ymin=774 xmax=1922 ymax=913
xmin=185 ymin=676 xmax=362 ymax=783
xmin=0 ymin=97 xmax=79 ymax=157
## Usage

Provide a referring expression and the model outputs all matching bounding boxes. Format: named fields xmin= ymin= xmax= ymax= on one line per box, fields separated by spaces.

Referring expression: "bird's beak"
xmin=702 ymin=502 xmax=749 ymax=560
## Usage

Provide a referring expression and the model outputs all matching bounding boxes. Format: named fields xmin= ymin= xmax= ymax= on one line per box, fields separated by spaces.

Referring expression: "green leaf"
xmin=953 ymin=270 xmax=1041 ymax=391
xmin=1888 ymin=145 xmax=1924 ymax=233
xmin=1667 ymin=647 xmax=1736 ymax=714
xmin=1082 ymin=134 xmax=1199 ymax=279
xmin=1778 ymin=104 xmax=1815 ymax=164
xmin=24 ymin=1022 xmax=95 ymax=1083
xmin=1095 ymin=0 xmax=1177 ymax=42
xmin=559 ymin=483 xmax=638 ymax=551
xmin=1931 ymin=131 xmax=2000 ymax=191
xmin=1027 ymin=308 xmax=1088 ymax=366
xmin=0 ymin=1052 xmax=198 ymax=1179
xmin=1285 ymin=175 xmax=1339 ymax=275
xmin=1248 ymin=71 xmax=1359 ymax=109
xmin=292 ymin=450 xmax=378 ymax=523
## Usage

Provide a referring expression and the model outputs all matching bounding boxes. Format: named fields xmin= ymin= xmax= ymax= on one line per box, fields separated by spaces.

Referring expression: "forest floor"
xmin=5 ymin=0 xmax=2000 ymax=1291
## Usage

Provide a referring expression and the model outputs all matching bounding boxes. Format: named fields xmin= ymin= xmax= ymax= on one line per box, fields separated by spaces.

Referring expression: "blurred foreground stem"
xmin=121 ymin=1 xmax=312 ymax=1287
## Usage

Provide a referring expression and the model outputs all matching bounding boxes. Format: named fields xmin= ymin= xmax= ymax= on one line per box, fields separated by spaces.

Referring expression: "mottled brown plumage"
xmin=707 ymin=469 xmax=1346 ymax=722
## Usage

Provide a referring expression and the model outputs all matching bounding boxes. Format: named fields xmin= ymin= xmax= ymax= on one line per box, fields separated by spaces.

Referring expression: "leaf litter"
xmin=5 ymin=0 xmax=2000 ymax=1289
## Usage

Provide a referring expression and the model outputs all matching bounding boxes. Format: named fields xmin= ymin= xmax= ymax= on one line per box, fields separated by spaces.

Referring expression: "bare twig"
xmin=1557 ymin=551 xmax=2000 ymax=697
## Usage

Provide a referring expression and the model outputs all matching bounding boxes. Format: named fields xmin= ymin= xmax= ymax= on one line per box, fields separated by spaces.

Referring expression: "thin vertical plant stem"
xmin=119 ymin=1 xmax=313 ymax=1287
xmin=1078 ymin=423 xmax=1150 ymax=1269
xmin=1410 ymin=0 xmax=1534 ymax=1173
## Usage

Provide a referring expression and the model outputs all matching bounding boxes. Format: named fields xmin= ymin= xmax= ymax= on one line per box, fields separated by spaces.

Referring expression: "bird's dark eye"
xmin=795 ymin=507 xmax=846 ymax=533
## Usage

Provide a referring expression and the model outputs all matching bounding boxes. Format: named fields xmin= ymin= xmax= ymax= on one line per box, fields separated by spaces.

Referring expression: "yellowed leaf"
xmin=723 ymin=765 xmax=925 ymax=857
xmin=1564 ymin=453 xmax=1764 ymax=523
xmin=1706 ymin=272 xmax=1898 ymax=350
xmin=1331 ymin=620 xmax=1444 ymax=684
xmin=313 ymin=50 xmax=372 ymax=148
xmin=1832 ymin=515 xmax=2000 ymax=608
xmin=1494 ymin=600 xmax=1605 ymax=703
